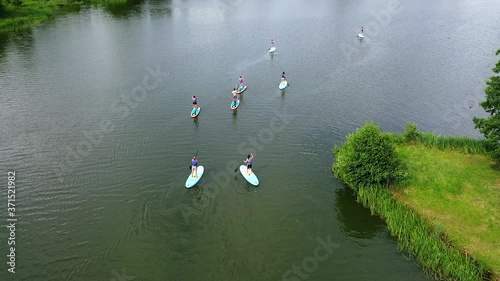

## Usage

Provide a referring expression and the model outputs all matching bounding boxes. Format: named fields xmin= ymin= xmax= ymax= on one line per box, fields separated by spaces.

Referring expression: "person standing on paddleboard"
xmin=360 ymin=27 xmax=364 ymax=34
xmin=191 ymin=156 xmax=199 ymax=178
xmin=239 ymin=76 xmax=244 ymax=87
xmin=192 ymin=95 xmax=198 ymax=109
xmin=281 ymin=72 xmax=287 ymax=81
xmin=244 ymin=153 xmax=254 ymax=176
xmin=232 ymin=88 xmax=238 ymax=103
xmin=270 ymin=39 xmax=275 ymax=49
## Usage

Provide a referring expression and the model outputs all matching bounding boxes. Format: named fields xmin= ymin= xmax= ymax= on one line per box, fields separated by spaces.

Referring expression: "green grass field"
xmin=395 ymin=145 xmax=500 ymax=278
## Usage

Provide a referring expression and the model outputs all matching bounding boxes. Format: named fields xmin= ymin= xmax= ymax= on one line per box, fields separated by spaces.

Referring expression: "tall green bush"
xmin=403 ymin=122 xmax=421 ymax=144
xmin=333 ymin=122 xmax=407 ymax=189
xmin=473 ymin=49 xmax=500 ymax=162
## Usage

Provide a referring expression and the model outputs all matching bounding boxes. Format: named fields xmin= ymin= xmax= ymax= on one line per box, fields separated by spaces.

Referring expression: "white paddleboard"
xmin=269 ymin=46 xmax=276 ymax=53
xmin=185 ymin=166 xmax=204 ymax=188
xmin=357 ymin=33 xmax=364 ymax=38
xmin=239 ymin=165 xmax=259 ymax=186
xmin=279 ymin=80 xmax=288 ymax=90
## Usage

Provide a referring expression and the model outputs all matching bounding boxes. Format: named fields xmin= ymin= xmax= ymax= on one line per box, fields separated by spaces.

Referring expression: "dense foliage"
xmin=0 ymin=0 xmax=130 ymax=32
xmin=333 ymin=122 xmax=406 ymax=189
xmin=473 ymin=49 xmax=500 ymax=162
xmin=403 ymin=122 xmax=421 ymax=144
xmin=3 ymin=0 xmax=23 ymax=6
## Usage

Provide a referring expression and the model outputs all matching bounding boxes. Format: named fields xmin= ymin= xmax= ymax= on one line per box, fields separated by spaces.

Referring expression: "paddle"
xmin=234 ymin=158 xmax=246 ymax=172
xmin=234 ymin=163 xmax=242 ymax=172
xmin=235 ymin=153 xmax=254 ymax=172
xmin=189 ymin=150 xmax=199 ymax=170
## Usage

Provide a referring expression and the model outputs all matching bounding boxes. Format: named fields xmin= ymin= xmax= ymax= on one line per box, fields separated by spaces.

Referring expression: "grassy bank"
xmin=355 ymin=184 xmax=491 ymax=280
xmin=395 ymin=144 xmax=500 ymax=279
xmin=0 ymin=0 xmax=127 ymax=33
xmin=333 ymin=126 xmax=498 ymax=280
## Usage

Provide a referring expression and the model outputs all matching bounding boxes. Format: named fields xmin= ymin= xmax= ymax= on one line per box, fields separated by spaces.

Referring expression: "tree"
xmin=333 ymin=122 xmax=406 ymax=190
xmin=473 ymin=49 xmax=500 ymax=162
xmin=0 ymin=1 xmax=5 ymax=18
xmin=403 ymin=122 xmax=421 ymax=145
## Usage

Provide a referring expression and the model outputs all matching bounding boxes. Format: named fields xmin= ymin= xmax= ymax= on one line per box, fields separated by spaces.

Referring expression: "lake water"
xmin=1 ymin=0 xmax=499 ymax=280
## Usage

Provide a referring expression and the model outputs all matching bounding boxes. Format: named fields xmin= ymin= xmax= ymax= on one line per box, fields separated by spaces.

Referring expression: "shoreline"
xmin=333 ymin=128 xmax=498 ymax=280
xmin=0 ymin=0 xmax=129 ymax=33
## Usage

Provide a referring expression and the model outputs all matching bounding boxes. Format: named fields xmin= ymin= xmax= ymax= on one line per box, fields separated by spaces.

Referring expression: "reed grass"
xmin=334 ymin=123 xmax=498 ymax=280
xmin=386 ymin=131 xmax=490 ymax=154
xmin=354 ymin=184 xmax=492 ymax=280
xmin=416 ymin=132 xmax=490 ymax=154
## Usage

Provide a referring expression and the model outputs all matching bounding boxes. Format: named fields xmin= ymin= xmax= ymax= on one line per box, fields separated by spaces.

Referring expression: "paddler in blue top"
xmin=238 ymin=76 xmax=244 ymax=87
xmin=243 ymin=153 xmax=254 ymax=176
xmin=192 ymin=95 xmax=198 ymax=109
xmin=191 ymin=156 xmax=199 ymax=178
xmin=281 ymin=71 xmax=287 ymax=81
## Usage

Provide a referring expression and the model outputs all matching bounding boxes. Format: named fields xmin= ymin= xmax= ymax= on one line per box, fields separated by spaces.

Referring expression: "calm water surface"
xmin=1 ymin=0 xmax=499 ymax=280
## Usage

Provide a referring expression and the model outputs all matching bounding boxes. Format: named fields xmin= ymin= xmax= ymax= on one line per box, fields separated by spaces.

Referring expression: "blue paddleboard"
xmin=239 ymin=165 xmax=259 ymax=186
xmin=191 ymin=107 xmax=201 ymax=118
xmin=185 ymin=166 xmax=204 ymax=188
xmin=231 ymin=100 xmax=240 ymax=110
xmin=236 ymin=85 xmax=247 ymax=94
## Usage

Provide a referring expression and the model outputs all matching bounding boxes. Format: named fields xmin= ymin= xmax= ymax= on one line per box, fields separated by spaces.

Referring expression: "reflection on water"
xmin=0 ymin=33 xmax=9 ymax=60
xmin=2 ymin=28 xmax=35 ymax=53
xmin=148 ymin=0 xmax=173 ymax=17
xmin=335 ymin=187 xmax=385 ymax=239
xmin=193 ymin=117 xmax=199 ymax=128
xmin=101 ymin=0 xmax=145 ymax=18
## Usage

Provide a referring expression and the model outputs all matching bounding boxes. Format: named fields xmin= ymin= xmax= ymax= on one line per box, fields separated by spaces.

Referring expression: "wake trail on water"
xmin=234 ymin=53 xmax=271 ymax=74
